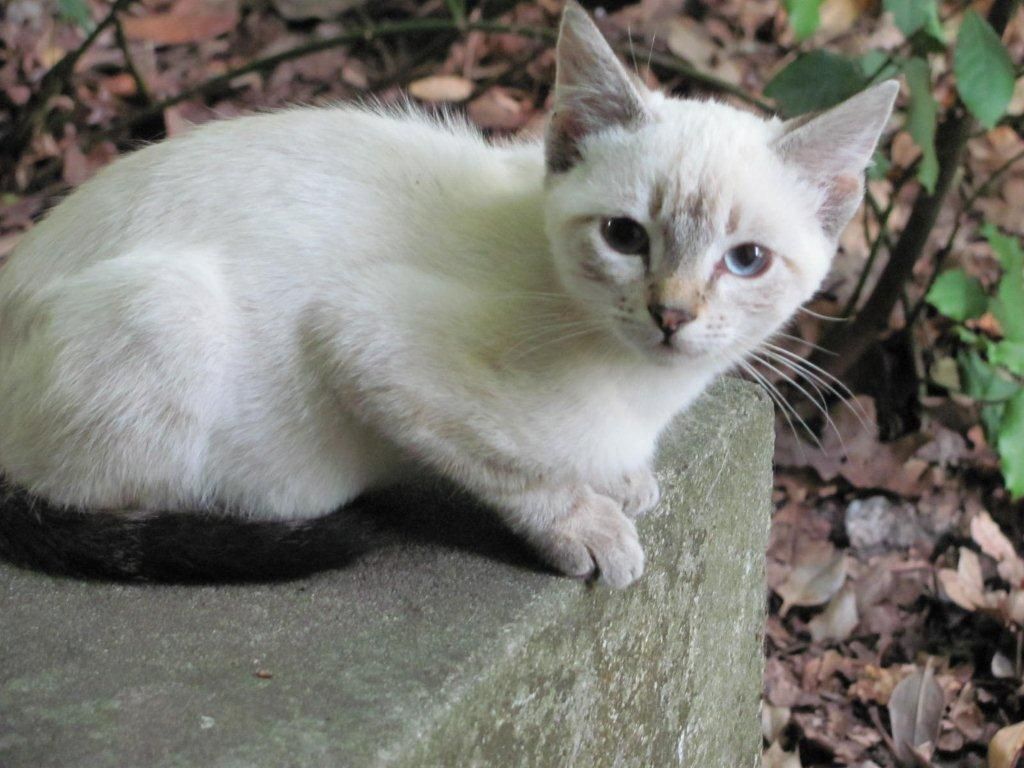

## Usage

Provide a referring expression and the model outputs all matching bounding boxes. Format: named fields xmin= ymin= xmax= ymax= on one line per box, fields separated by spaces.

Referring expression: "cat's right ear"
xmin=545 ymin=1 xmax=647 ymax=174
xmin=774 ymin=80 xmax=898 ymax=240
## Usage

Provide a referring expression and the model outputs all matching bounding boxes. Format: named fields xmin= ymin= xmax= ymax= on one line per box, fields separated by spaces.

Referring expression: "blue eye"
xmin=723 ymin=243 xmax=771 ymax=277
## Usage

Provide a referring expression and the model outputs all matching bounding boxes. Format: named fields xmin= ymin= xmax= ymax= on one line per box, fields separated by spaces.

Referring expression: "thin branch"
xmin=813 ymin=0 xmax=1019 ymax=380
xmin=841 ymin=195 xmax=895 ymax=319
xmin=814 ymin=108 xmax=975 ymax=379
xmin=840 ymin=164 xmax=918 ymax=318
xmin=102 ymin=16 xmax=771 ymax=138
xmin=962 ymin=146 xmax=1024 ymax=213
xmin=644 ymin=49 xmax=771 ymax=111
xmin=443 ymin=0 xmax=467 ymax=29
xmin=114 ymin=15 xmax=152 ymax=105
xmin=3 ymin=0 xmax=134 ymax=157
xmin=907 ymin=145 xmax=1024 ymax=324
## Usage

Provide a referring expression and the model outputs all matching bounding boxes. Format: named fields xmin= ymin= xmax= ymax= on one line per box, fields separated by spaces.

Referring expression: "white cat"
xmin=0 ymin=2 xmax=895 ymax=587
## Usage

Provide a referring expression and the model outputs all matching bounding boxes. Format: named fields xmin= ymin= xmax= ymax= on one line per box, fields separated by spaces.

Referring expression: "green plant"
xmin=769 ymin=0 xmax=1020 ymax=385
xmin=927 ymin=226 xmax=1024 ymax=497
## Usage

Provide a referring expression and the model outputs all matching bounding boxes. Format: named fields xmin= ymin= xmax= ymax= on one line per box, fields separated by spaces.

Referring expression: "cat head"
xmin=543 ymin=1 xmax=896 ymax=367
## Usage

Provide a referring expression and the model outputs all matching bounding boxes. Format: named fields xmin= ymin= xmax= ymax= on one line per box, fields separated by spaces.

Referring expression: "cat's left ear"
xmin=546 ymin=1 xmax=648 ymax=174
xmin=775 ymin=80 xmax=898 ymax=240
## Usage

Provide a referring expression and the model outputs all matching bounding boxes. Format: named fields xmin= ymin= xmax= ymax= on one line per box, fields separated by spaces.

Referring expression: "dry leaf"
xmin=467 ymin=87 xmax=527 ymax=130
xmin=1009 ymin=590 xmax=1024 ymax=625
xmin=971 ymin=511 xmax=1024 ymax=586
xmin=809 ymin=586 xmax=859 ymax=643
xmin=937 ymin=548 xmax=987 ymax=611
xmin=762 ymin=741 xmax=802 ymax=768
xmin=775 ymin=546 xmax=847 ymax=616
xmin=272 ymin=0 xmax=362 ymax=20
xmin=993 ymin=651 xmax=1017 ymax=679
xmin=888 ymin=661 xmax=945 ymax=767
xmin=408 ymin=75 xmax=474 ymax=103
xmin=849 ymin=664 xmax=906 ymax=706
xmin=990 ymin=722 xmax=1024 ymax=768
xmin=761 ymin=703 xmax=791 ymax=743
xmin=665 ymin=18 xmax=717 ymax=66
xmin=969 ymin=312 xmax=1004 ymax=339
xmin=122 ymin=0 xmax=239 ymax=45
xmin=818 ymin=0 xmax=871 ymax=35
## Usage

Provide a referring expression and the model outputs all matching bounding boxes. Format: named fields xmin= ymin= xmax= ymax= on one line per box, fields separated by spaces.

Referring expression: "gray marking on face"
xmin=654 ymin=176 xmax=721 ymax=274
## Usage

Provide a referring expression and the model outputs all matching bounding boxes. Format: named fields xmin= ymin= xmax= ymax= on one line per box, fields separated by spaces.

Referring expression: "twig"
xmin=842 ymin=195 xmax=896 ymax=319
xmin=644 ymin=49 xmax=770 ymax=111
xmin=962 ymin=146 xmax=1024 ymax=213
xmin=101 ymin=16 xmax=771 ymax=138
xmin=906 ymin=144 xmax=1024 ymax=325
xmin=814 ymin=109 xmax=975 ymax=379
xmin=3 ymin=0 xmax=134 ymax=157
xmin=840 ymin=164 xmax=918 ymax=319
xmin=113 ymin=15 xmax=152 ymax=105
xmin=443 ymin=0 xmax=467 ymax=29
xmin=813 ymin=0 xmax=1019 ymax=380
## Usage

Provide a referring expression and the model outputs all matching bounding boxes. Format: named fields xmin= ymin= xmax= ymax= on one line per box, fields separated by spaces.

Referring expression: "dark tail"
xmin=0 ymin=479 xmax=383 ymax=583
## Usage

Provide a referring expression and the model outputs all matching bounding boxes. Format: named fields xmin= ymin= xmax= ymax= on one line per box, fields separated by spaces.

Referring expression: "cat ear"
xmin=775 ymin=80 xmax=898 ymax=240
xmin=545 ymin=1 xmax=647 ymax=174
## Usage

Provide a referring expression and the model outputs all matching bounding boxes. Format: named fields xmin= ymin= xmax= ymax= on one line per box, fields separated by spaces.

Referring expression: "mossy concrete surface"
xmin=0 ymin=378 xmax=772 ymax=768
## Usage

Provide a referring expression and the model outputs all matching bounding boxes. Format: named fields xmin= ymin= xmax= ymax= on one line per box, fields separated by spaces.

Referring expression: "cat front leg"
xmin=593 ymin=466 xmax=661 ymax=518
xmin=490 ymin=482 xmax=644 ymax=588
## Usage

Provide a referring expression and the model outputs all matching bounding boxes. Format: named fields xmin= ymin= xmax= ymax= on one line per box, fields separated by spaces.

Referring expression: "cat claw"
xmin=532 ymin=490 xmax=645 ymax=588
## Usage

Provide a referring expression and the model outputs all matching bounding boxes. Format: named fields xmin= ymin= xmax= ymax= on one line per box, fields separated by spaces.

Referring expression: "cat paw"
xmin=598 ymin=467 xmax=661 ymax=518
xmin=531 ymin=489 xmax=645 ymax=588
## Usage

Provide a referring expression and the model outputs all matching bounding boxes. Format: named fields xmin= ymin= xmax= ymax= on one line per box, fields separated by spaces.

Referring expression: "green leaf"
xmin=926 ymin=268 xmax=987 ymax=321
xmin=885 ymin=0 xmax=945 ymax=49
xmin=785 ymin=0 xmax=824 ymax=41
xmin=58 ymin=0 xmax=94 ymax=31
xmin=954 ymin=10 xmax=1015 ymax=128
xmin=985 ymin=224 xmax=1024 ymax=342
xmin=885 ymin=0 xmax=945 ymax=40
xmin=998 ymin=389 xmax=1024 ymax=499
xmin=859 ymin=51 xmax=900 ymax=82
xmin=765 ymin=52 xmax=867 ymax=117
xmin=990 ymin=341 xmax=1024 ymax=377
xmin=982 ymin=403 xmax=1006 ymax=440
xmin=868 ymin=150 xmax=891 ymax=181
xmin=902 ymin=57 xmax=938 ymax=193
xmin=930 ymin=356 xmax=961 ymax=391
xmin=959 ymin=349 xmax=1021 ymax=402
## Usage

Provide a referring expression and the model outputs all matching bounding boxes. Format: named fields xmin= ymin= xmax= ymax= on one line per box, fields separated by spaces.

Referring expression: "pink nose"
xmin=648 ymin=305 xmax=694 ymax=336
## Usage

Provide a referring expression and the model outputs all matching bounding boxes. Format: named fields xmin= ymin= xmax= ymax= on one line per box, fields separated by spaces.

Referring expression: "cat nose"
xmin=648 ymin=304 xmax=694 ymax=336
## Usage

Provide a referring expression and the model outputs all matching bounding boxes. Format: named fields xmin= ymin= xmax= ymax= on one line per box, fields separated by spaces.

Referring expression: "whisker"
xmin=749 ymin=352 xmax=842 ymax=449
xmin=505 ymin=324 xmax=605 ymax=362
xmin=772 ymin=331 xmax=838 ymax=357
xmin=627 ymin=25 xmax=639 ymax=74
xmin=761 ymin=342 xmax=869 ymax=427
xmin=738 ymin=359 xmax=819 ymax=453
xmin=504 ymin=319 xmax=597 ymax=353
xmin=798 ymin=306 xmax=848 ymax=322
xmin=753 ymin=352 xmax=849 ymax=455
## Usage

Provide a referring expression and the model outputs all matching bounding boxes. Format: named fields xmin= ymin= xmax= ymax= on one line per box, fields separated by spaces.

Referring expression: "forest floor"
xmin=2 ymin=1 xmax=1024 ymax=766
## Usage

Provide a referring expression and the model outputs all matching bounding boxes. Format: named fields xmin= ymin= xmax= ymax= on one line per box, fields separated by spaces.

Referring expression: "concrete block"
xmin=0 ymin=379 xmax=772 ymax=767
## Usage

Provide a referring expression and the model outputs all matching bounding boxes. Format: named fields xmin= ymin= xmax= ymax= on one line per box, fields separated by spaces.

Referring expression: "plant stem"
xmin=842 ymin=197 xmax=895 ymax=319
xmin=114 ymin=15 xmax=152 ymax=105
xmin=2 ymin=0 xmax=134 ymax=159
xmin=814 ymin=109 xmax=975 ymax=379
xmin=813 ymin=0 xmax=1019 ymax=379
xmin=907 ymin=145 xmax=1024 ymax=326
xmin=101 ymin=16 xmax=770 ymax=138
